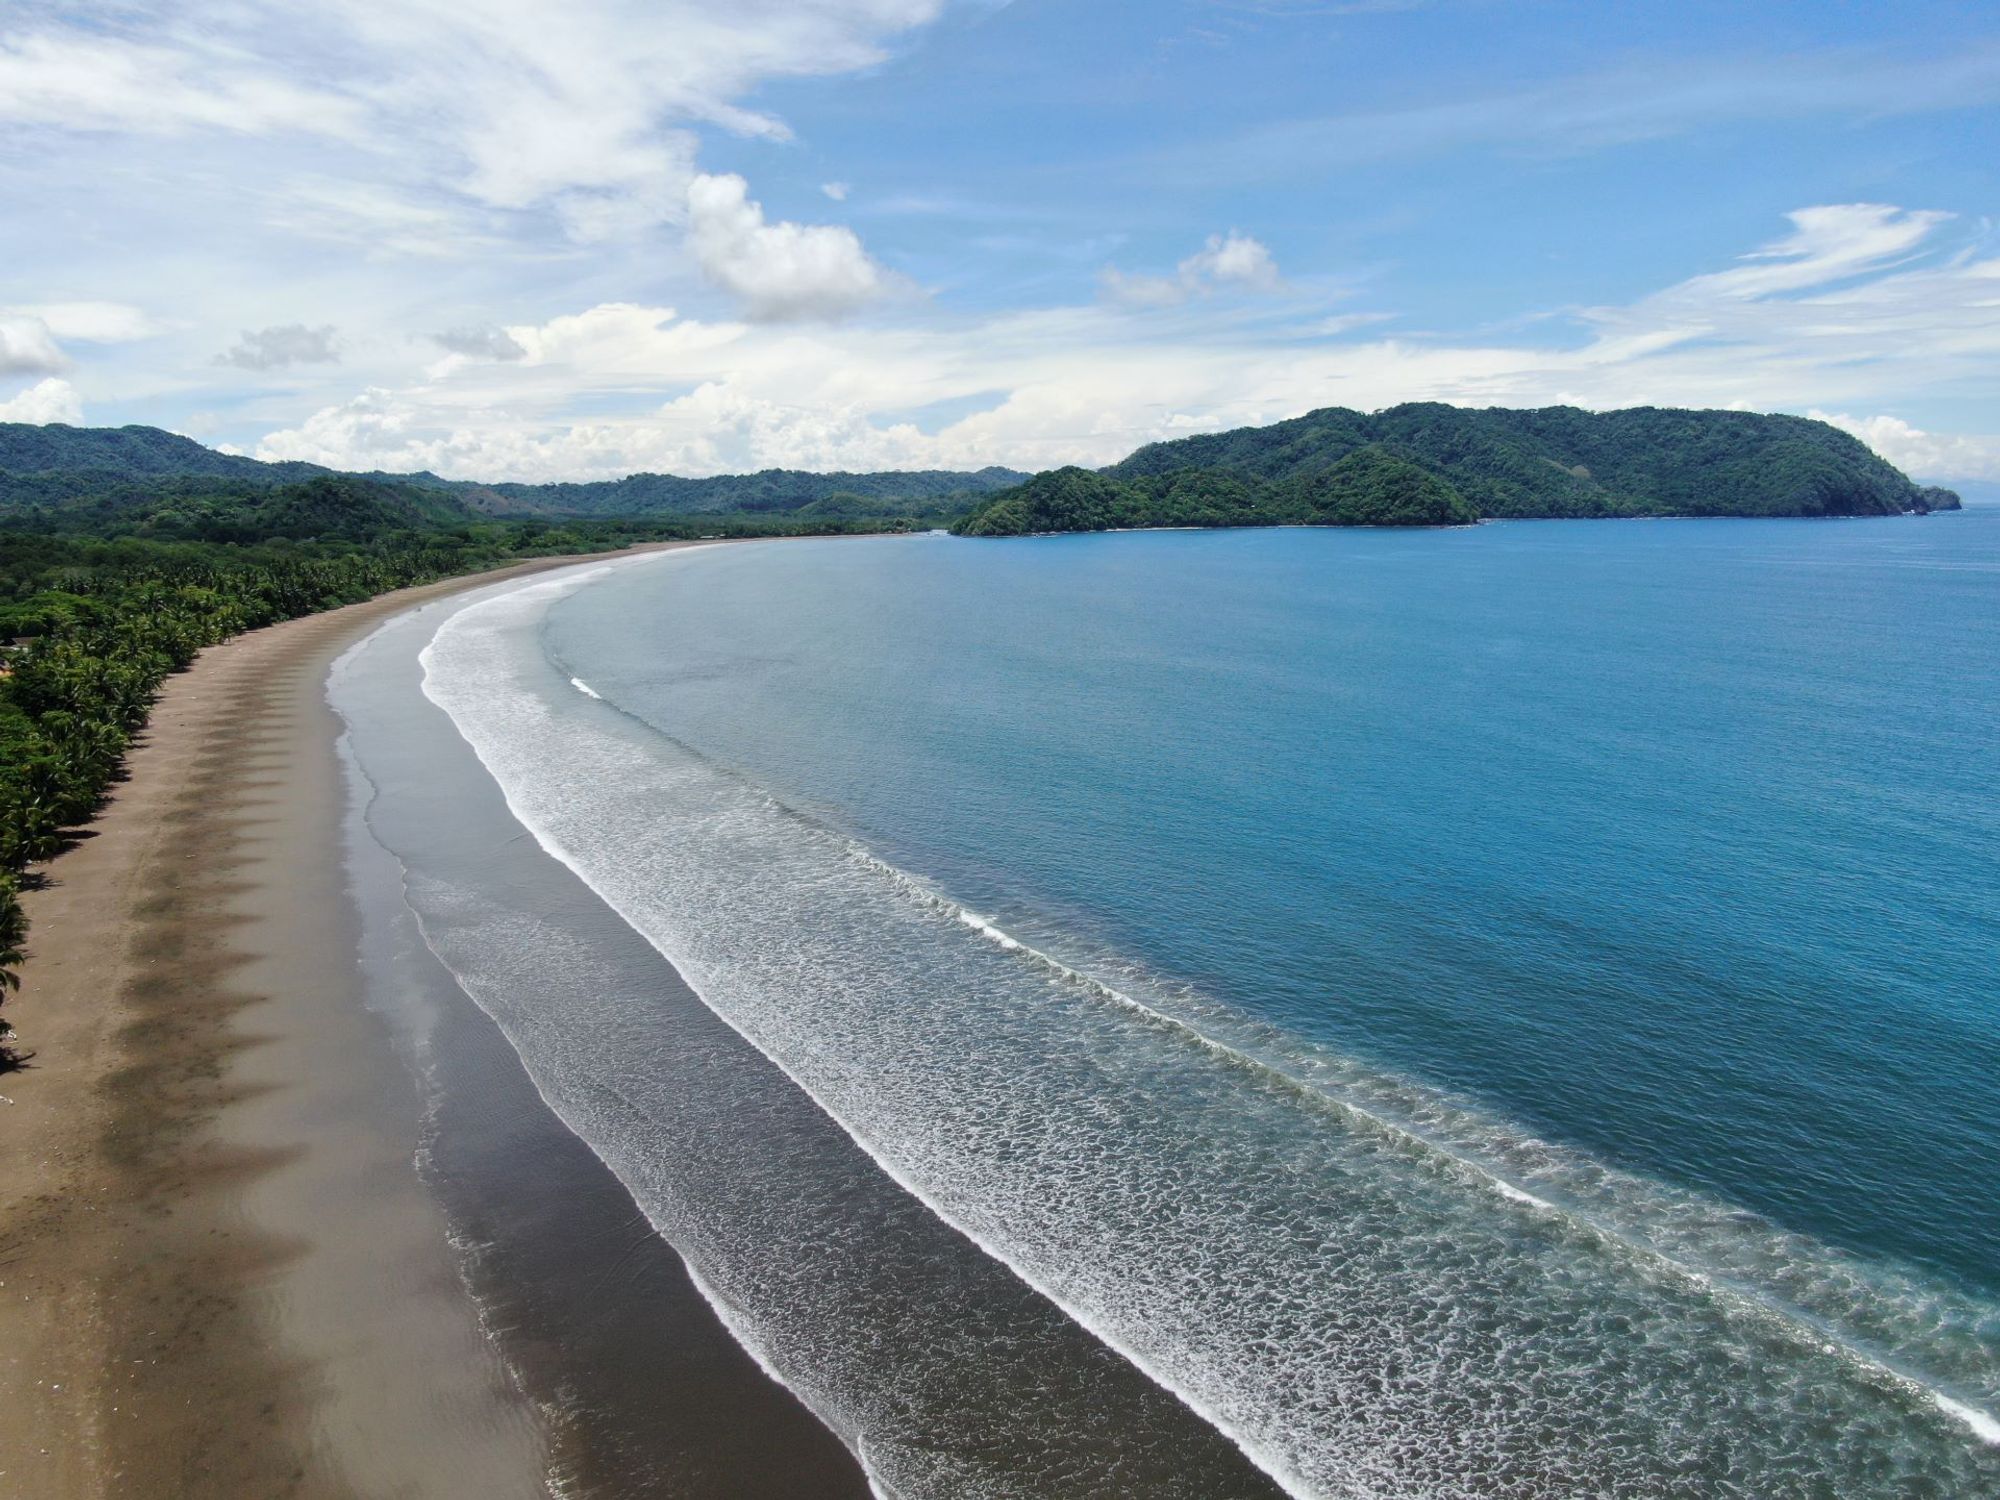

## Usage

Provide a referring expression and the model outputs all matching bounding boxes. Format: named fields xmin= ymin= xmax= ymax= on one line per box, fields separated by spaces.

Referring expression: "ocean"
xmin=334 ymin=510 xmax=2000 ymax=1498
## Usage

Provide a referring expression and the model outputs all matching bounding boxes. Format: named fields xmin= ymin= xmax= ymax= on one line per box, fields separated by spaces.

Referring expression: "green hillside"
xmin=1024 ymin=402 xmax=1960 ymax=536
xmin=0 ymin=422 xmax=1023 ymax=519
xmin=955 ymin=447 xmax=1481 ymax=536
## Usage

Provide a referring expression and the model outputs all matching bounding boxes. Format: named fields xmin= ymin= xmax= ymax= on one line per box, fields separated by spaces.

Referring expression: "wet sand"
xmin=0 ymin=545 xmax=861 ymax=1498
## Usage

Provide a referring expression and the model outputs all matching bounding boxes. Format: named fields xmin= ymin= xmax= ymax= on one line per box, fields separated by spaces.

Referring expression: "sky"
xmin=1 ymin=0 xmax=1997 ymax=483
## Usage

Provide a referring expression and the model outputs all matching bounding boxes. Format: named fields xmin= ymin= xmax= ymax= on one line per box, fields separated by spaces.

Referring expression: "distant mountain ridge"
xmin=458 ymin=465 xmax=1030 ymax=517
xmin=1 ymin=407 xmax=1962 ymax=536
xmin=955 ymin=404 xmax=1961 ymax=535
xmin=0 ymin=422 xmax=329 ymax=487
xmin=0 ymin=422 xmax=1027 ymax=518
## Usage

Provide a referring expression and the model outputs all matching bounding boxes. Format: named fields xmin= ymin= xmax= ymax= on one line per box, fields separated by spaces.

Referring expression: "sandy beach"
xmin=0 ymin=549 xmax=685 ymax=1498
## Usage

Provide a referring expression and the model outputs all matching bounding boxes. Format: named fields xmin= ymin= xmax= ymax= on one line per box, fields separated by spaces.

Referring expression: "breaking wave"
xmin=415 ymin=561 xmax=2000 ymax=1498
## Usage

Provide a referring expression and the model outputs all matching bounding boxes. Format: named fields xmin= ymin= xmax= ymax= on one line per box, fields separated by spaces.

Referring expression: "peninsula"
xmin=952 ymin=404 xmax=1960 ymax=535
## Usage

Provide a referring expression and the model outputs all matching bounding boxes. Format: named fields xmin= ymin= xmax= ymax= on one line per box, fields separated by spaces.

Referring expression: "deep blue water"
xmin=546 ymin=514 xmax=2000 ymax=1297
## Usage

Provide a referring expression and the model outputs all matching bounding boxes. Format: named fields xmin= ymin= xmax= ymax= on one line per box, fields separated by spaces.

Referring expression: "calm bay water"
xmin=547 ymin=516 xmax=2000 ymax=1291
xmin=347 ymin=511 xmax=2000 ymax=1497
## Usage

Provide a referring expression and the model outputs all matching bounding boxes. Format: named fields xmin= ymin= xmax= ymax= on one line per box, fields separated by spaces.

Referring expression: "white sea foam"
xmin=1935 ymin=1393 xmax=2000 ymax=1445
xmin=569 ymin=676 xmax=602 ymax=699
xmin=411 ymin=559 xmax=2000 ymax=1498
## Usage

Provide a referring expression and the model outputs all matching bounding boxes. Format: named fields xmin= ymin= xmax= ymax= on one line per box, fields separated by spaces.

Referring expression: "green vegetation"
xmin=953 ymin=468 xmax=1142 ymax=536
xmin=0 ymin=402 xmax=1961 ymax=1059
xmin=956 ymin=404 xmax=1958 ymax=536
xmin=954 ymin=450 xmax=1480 ymax=536
xmin=1291 ymin=446 xmax=1479 ymax=526
xmin=0 ymin=421 xmax=1024 ymax=517
xmin=0 ymin=462 xmax=967 ymax=1067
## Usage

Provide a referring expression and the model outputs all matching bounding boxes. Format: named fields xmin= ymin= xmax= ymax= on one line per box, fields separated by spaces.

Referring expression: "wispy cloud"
xmin=0 ymin=0 xmax=929 ymax=300
xmin=1149 ymin=42 xmax=2000 ymax=183
xmin=0 ymin=30 xmax=364 ymax=139
xmin=3 ymin=5 xmax=1994 ymax=477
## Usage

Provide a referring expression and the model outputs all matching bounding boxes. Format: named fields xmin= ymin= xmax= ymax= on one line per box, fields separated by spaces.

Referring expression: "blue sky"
xmin=1 ymin=0 xmax=1996 ymax=481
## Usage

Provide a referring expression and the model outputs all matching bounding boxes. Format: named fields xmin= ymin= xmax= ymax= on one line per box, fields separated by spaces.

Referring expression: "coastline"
xmin=0 ymin=544 xmax=702 ymax=1497
xmin=6 ymin=517 xmax=1991 ymax=1497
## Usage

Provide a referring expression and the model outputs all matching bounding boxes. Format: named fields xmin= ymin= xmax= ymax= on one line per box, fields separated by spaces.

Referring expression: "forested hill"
xmin=0 ymin=422 xmax=1025 ymax=517
xmin=467 ymin=465 xmax=1027 ymax=517
xmin=954 ymin=404 xmax=1960 ymax=536
xmin=0 ymin=423 xmax=329 ymax=492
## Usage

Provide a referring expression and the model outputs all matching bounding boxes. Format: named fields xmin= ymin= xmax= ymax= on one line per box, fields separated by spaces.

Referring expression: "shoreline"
xmin=0 ymin=543 xmax=706 ymax=1497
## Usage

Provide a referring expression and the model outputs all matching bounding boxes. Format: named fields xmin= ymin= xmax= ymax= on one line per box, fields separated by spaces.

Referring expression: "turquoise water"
xmin=548 ymin=516 xmax=2000 ymax=1294
xmin=385 ymin=511 xmax=2000 ymax=1495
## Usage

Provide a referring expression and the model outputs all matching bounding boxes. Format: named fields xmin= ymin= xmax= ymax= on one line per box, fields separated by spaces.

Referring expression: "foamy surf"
xmin=1936 ymin=1393 xmax=2000 ymax=1445
xmin=412 ymin=557 xmax=2000 ymax=1498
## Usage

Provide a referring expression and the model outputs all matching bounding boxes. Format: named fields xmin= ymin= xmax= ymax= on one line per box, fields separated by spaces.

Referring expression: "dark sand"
xmin=0 ymin=547 xmax=863 ymax=1498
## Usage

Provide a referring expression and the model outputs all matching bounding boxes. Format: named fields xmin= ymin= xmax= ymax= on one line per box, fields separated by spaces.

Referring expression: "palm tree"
xmin=0 ymin=880 xmax=28 ymax=1069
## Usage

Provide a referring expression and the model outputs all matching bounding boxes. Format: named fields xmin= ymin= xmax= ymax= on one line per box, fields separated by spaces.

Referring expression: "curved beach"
xmin=0 ymin=545 xmax=862 ymax=1499
xmin=6 ymin=519 xmax=1997 ymax=1499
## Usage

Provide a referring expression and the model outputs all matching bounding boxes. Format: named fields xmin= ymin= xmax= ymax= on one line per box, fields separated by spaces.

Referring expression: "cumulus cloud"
xmin=0 ymin=316 xmax=68 ymax=375
xmin=1103 ymin=231 xmax=1283 ymax=306
xmin=821 ymin=181 xmax=851 ymax=201
xmin=686 ymin=173 xmax=888 ymax=321
xmin=1810 ymin=410 xmax=2000 ymax=483
xmin=218 ymin=324 xmax=341 ymax=370
xmin=431 ymin=325 xmax=528 ymax=361
xmin=0 ymin=377 xmax=84 ymax=425
xmin=1185 ymin=230 xmax=1283 ymax=290
xmin=244 ymin=205 xmax=2000 ymax=484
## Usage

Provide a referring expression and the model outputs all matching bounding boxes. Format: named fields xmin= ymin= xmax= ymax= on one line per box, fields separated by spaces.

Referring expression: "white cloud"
xmin=1809 ymin=411 xmax=2000 ymax=483
xmin=432 ymin=325 xmax=528 ymax=361
xmin=252 ymin=386 xmax=425 ymax=468
xmin=246 ymin=205 xmax=2000 ymax=483
xmin=821 ymin=181 xmax=852 ymax=201
xmin=0 ymin=316 xmax=68 ymax=375
xmin=686 ymin=173 xmax=889 ymax=321
xmin=0 ymin=3 xmax=945 ymax=245
xmin=1642 ymin=204 xmax=1953 ymax=306
xmin=0 ymin=377 xmax=84 ymax=424
xmin=269 ymin=179 xmax=501 ymax=261
xmin=219 ymin=324 xmax=341 ymax=370
xmin=1185 ymin=230 xmax=1282 ymax=291
xmin=5 ymin=302 xmax=168 ymax=343
xmin=0 ymin=31 xmax=364 ymax=139
xmin=1103 ymin=231 xmax=1282 ymax=306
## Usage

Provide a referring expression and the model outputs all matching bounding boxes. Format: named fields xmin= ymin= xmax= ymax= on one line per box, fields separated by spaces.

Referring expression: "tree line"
xmin=0 ymin=484 xmax=939 ymax=1067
